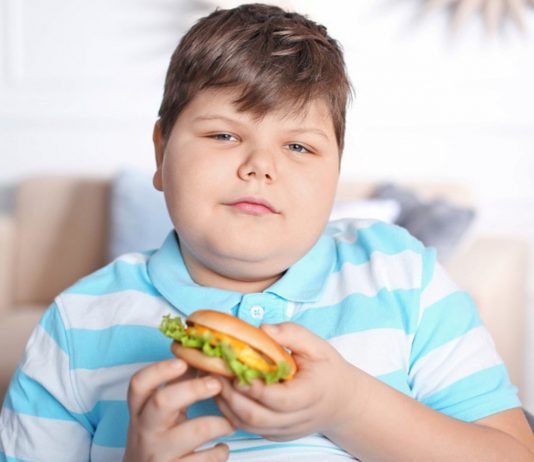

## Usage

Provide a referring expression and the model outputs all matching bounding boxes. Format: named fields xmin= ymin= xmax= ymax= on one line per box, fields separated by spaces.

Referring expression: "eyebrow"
xmin=285 ymin=127 xmax=330 ymax=141
xmin=192 ymin=114 xmax=243 ymax=125
xmin=192 ymin=114 xmax=331 ymax=141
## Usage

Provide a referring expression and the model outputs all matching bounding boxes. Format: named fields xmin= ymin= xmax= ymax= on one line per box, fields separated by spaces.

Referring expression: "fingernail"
xmin=171 ymin=359 xmax=185 ymax=369
xmin=205 ymin=377 xmax=220 ymax=390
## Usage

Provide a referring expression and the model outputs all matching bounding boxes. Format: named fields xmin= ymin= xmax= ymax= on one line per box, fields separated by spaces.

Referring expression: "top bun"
xmin=188 ymin=310 xmax=296 ymax=378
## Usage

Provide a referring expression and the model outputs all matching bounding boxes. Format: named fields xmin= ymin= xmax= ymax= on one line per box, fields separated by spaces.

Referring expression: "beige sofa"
xmin=0 ymin=176 xmax=529 ymax=402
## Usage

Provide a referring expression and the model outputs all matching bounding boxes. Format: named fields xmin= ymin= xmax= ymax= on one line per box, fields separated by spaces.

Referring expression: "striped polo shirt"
xmin=0 ymin=219 xmax=520 ymax=461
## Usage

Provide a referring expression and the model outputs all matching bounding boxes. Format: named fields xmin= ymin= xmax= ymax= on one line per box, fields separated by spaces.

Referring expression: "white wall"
xmin=0 ymin=0 xmax=206 ymax=181
xmin=1 ymin=0 xmax=533 ymax=409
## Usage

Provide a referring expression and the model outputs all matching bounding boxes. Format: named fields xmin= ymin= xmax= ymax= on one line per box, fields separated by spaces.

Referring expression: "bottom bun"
xmin=171 ymin=342 xmax=235 ymax=378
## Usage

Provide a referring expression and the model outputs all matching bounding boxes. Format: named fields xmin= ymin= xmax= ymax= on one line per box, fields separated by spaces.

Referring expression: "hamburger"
xmin=160 ymin=310 xmax=296 ymax=384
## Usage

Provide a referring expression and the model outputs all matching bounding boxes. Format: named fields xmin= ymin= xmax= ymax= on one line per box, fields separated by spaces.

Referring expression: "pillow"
xmin=108 ymin=168 xmax=173 ymax=261
xmin=372 ymin=183 xmax=476 ymax=261
xmin=329 ymin=199 xmax=400 ymax=223
xmin=0 ymin=183 xmax=16 ymax=215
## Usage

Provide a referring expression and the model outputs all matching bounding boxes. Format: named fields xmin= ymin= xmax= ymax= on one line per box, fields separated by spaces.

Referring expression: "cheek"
xmin=163 ymin=146 xmax=211 ymax=192
xmin=161 ymin=154 xmax=203 ymax=226
xmin=166 ymin=145 xmax=235 ymax=188
xmin=292 ymin=167 xmax=338 ymax=218
xmin=162 ymin=153 xmax=233 ymax=228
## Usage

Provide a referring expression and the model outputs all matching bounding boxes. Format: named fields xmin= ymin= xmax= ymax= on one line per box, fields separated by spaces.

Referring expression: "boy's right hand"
xmin=123 ymin=358 xmax=235 ymax=462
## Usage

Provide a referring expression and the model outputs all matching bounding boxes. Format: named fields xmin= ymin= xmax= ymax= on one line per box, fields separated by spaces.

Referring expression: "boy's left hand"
xmin=213 ymin=322 xmax=364 ymax=441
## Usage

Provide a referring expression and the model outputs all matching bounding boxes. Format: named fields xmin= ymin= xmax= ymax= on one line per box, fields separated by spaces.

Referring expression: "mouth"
xmin=225 ymin=197 xmax=279 ymax=216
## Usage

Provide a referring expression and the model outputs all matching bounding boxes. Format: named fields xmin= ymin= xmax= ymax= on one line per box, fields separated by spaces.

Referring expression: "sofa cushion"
xmin=373 ymin=183 xmax=475 ymax=261
xmin=0 ymin=216 xmax=15 ymax=314
xmin=14 ymin=177 xmax=110 ymax=305
xmin=0 ymin=305 xmax=46 ymax=401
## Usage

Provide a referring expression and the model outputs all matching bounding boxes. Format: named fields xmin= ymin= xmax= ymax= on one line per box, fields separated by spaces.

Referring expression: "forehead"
xmin=184 ymin=87 xmax=334 ymax=129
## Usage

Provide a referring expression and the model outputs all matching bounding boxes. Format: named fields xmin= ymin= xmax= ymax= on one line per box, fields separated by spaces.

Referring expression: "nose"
xmin=237 ymin=148 xmax=276 ymax=183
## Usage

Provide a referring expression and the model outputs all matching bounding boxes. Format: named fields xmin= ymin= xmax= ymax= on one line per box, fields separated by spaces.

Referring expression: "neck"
xmin=179 ymin=241 xmax=284 ymax=294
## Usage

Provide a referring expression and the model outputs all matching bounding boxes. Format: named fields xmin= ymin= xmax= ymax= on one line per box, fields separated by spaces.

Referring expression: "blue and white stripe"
xmin=0 ymin=219 xmax=520 ymax=461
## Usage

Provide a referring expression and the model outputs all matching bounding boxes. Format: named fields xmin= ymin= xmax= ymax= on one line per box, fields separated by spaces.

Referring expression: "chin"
xmin=212 ymin=242 xmax=279 ymax=265
xmin=207 ymin=239 xmax=290 ymax=268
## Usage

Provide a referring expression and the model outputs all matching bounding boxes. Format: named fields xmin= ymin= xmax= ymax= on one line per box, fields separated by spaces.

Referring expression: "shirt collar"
xmin=265 ymin=232 xmax=336 ymax=302
xmin=147 ymin=230 xmax=336 ymax=316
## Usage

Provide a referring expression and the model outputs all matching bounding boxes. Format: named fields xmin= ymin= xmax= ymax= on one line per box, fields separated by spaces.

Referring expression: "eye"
xmin=211 ymin=133 xmax=237 ymax=142
xmin=287 ymin=143 xmax=311 ymax=154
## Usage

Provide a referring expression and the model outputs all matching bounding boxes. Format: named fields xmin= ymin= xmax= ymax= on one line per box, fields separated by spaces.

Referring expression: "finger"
xmin=217 ymin=377 xmax=305 ymax=431
xmin=232 ymin=371 xmax=315 ymax=413
xmin=215 ymin=395 xmax=277 ymax=436
xmin=179 ymin=443 xmax=230 ymax=462
xmin=260 ymin=322 xmax=330 ymax=360
xmin=214 ymin=395 xmax=243 ymax=429
xmin=166 ymin=416 xmax=235 ymax=455
xmin=215 ymin=397 xmax=308 ymax=440
xmin=139 ymin=376 xmax=223 ymax=429
xmin=127 ymin=358 xmax=187 ymax=417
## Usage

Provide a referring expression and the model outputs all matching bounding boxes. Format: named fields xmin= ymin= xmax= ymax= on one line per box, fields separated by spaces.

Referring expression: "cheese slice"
xmin=192 ymin=325 xmax=276 ymax=372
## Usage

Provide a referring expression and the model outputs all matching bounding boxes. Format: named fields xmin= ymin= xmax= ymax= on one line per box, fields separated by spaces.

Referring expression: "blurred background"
xmin=0 ymin=0 xmax=533 ymax=411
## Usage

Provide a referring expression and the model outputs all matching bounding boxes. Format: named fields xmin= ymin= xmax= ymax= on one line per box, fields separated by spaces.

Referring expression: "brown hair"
xmin=157 ymin=3 xmax=353 ymax=154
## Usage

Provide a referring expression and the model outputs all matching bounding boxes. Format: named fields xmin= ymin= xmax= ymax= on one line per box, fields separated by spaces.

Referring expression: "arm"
xmin=214 ymin=246 xmax=531 ymax=460
xmin=124 ymin=358 xmax=234 ymax=461
xmin=324 ymin=366 xmax=534 ymax=461
xmin=0 ymin=302 xmax=92 ymax=460
xmin=0 ymin=301 xmax=235 ymax=461
xmin=214 ymin=322 xmax=534 ymax=461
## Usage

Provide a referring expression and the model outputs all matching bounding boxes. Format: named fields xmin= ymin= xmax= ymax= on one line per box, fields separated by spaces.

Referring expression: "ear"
xmin=153 ymin=120 xmax=164 ymax=192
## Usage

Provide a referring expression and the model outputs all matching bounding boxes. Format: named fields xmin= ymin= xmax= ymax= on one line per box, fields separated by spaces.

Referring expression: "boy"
xmin=1 ymin=3 xmax=533 ymax=461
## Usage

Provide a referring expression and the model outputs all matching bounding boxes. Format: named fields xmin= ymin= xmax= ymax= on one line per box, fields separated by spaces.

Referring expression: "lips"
xmin=226 ymin=197 xmax=279 ymax=216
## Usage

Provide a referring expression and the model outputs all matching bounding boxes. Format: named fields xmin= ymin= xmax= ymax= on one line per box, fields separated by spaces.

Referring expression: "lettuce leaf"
xmin=159 ymin=315 xmax=290 ymax=384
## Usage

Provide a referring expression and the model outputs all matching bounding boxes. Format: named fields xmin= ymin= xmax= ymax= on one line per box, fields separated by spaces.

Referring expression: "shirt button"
xmin=250 ymin=305 xmax=265 ymax=319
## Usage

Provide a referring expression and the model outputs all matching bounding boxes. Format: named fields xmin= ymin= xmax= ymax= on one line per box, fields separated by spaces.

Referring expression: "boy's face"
xmin=153 ymin=87 xmax=340 ymax=293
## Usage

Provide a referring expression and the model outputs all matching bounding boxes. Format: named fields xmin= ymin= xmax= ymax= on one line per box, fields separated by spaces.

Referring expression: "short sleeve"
xmin=0 ymin=301 xmax=92 ymax=460
xmin=408 ymin=248 xmax=521 ymax=422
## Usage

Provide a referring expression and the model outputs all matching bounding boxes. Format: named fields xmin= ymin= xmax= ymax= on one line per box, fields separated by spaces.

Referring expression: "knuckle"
xmin=191 ymin=417 xmax=215 ymax=436
xmin=227 ymin=415 xmax=241 ymax=429
xmin=240 ymin=407 xmax=260 ymax=427
xmin=273 ymin=393 xmax=292 ymax=410
xmin=311 ymin=387 xmax=322 ymax=403
xmin=226 ymin=412 xmax=241 ymax=429
xmin=128 ymin=373 xmax=143 ymax=397
xmin=151 ymin=389 xmax=166 ymax=410
xmin=190 ymin=378 xmax=209 ymax=396
xmin=247 ymin=383 xmax=264 ymax=401
xmin=217 ymin=406 xmax=240 ymax=429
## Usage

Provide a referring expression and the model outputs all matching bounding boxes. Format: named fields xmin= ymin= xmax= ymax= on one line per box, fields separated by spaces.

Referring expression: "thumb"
xmin=260 ymin=322 xmax=325 ymax=359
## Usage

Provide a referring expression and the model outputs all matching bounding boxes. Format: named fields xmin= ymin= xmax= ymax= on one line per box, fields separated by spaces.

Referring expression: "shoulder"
xmin=62 ymin=250 xmax=157 ymax=297
xmin=54 ymin=250 xmax=162 ymax=329
xmin=296 ymin=220 xmax=431 ymax=346
xmin=322 ymin=219 xmax=433 ymax=311
xmin=307 ymin=219 xmax=432 ymax=308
